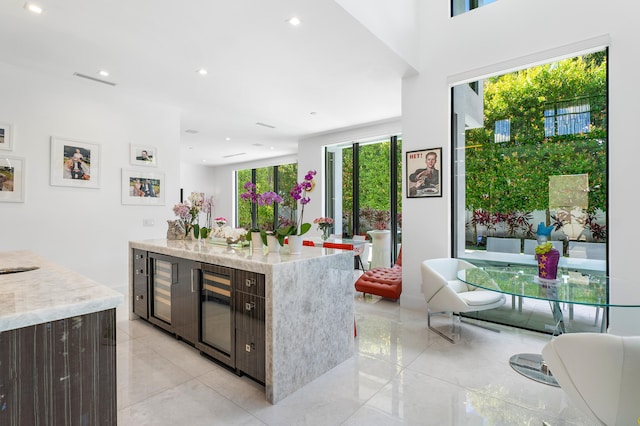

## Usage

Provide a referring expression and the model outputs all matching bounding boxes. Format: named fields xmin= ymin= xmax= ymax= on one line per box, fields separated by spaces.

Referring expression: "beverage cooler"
xmin=196 ymin=263 xmax=235 ymax=366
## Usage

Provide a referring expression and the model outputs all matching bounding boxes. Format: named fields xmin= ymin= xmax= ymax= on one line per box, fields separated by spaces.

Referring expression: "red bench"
xmin=355 ymin=248 xmax=402 ymax=300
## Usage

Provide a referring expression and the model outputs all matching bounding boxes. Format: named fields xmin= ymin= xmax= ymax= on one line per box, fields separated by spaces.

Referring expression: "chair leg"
xmin=427 ymin=310 xmax=456 ymax=344
xmin=428 ymin=311 xmax=501 ymax=344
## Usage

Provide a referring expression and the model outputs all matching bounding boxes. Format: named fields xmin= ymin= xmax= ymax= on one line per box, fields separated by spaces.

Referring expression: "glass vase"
xmin=321 ymin=227 xmax=331 ymax=241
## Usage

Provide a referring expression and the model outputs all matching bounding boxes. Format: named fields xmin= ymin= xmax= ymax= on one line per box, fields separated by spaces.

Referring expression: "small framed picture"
xmin=0 ymin=123 xmax=13 ymax=151
xmin=0 ymin=155 xmax=25 ymax=202
xmin=407 ymin=147 xmax=442 ymax=198
xmin=121 ymin=169 xmax=165 ymax=205
xmin=130 ymin=144 xmax=157 ymax=167
xmin=50 ymin=136 xmax=101 ymax=189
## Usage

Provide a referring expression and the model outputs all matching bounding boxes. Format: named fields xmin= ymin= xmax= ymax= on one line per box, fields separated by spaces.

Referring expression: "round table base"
xmin=509 ymin=353 xmax=559 ymax=387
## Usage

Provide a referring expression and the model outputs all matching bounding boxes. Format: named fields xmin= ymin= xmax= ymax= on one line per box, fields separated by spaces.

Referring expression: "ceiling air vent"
xmin=184 ymin=129 xmax=199 ymax=134
xmin=223 ymin=152 xmax=247 ymax=158
xmin=256 ymin=122 xmax=276 ymax=129
xmin=73 ymin=72 xmax=116 ymax=86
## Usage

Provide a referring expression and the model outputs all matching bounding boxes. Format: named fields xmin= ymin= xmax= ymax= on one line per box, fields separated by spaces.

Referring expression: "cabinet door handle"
xmin=245 ymin=278 xmax=255 ymax=288
xmin=191 ymin=269 xmax=195 ymax=293
xmin=245 ymin=302 xmax=255 ymax=311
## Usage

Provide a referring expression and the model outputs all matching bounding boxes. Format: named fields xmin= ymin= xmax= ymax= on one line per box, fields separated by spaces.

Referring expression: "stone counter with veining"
xmin=0 ymin=250 xmax=123 ymax=424
xmin=0 ymin=250 xmax=124 ymax=332
xmin=129 ymin=239 xmax=355 ymax=404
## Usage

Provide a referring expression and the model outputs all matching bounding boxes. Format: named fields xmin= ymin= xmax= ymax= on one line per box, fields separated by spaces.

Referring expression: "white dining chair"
xmin=421 ymin=258 xmax=506 ymax=343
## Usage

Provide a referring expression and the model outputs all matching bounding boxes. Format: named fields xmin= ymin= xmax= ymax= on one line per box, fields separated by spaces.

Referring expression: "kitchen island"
xmin=0 ymin=250 xmax=124 ymax=425
xmin=129 ymin=238 xmax=355 ymax=404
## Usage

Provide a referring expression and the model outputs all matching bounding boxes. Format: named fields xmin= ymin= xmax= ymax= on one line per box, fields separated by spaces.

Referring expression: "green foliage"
xmin=465 ymin=52 xmax=607 ymax=216
xmin=341 ymin=140 xmax=402 ymax=235
xmin=236 ymin=163 xmax=298 ymax=231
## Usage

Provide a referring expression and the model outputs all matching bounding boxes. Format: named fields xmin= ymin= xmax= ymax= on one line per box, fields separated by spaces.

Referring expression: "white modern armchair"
xmin=421 ymin=258 xmax=506 ymax=343
xmin=542 ymin=333 xmax=640 ymax=426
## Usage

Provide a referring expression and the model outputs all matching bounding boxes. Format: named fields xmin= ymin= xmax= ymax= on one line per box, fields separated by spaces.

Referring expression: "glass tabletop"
xmin=457 ymin=265 xmax=638 ymax=307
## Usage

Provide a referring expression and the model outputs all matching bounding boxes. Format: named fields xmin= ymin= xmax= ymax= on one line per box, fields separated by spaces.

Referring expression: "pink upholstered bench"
xmin=354 ymin=248 xmax=402 ymax=300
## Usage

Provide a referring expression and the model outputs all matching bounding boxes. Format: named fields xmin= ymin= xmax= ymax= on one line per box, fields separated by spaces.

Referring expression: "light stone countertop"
xmin=129 ymin=238 xmax=351 ymax=274
xmin=0 ymin=250 xmax=124 ymax=332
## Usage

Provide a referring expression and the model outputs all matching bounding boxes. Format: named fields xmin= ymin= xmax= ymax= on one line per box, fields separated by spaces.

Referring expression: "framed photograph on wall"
xmin=0 ymin=123 xmax=13 ymax=151
xmin=121 ymin=169 xmax=165 ymax=205
xmin=0 ymin=156 xmax=25 ymax=202
xmin=50 ymin=136 xmax=101 ymax=188
xmin=406 ymin=147 xmax=442 ymax=198
xmin=130 ymin=144 xmax=157 ymax=167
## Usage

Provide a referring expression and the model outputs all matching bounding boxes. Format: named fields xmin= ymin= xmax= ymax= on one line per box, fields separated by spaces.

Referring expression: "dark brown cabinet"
xmin=133 ymin=250 xmax=265 ymax=383
xmin=172 ymin=258 xmax=198 ymax=344
xmin=234 ymin=269 xmax=266 ymax=383
xmin=132 ymin=249 xmax=148 ymax=319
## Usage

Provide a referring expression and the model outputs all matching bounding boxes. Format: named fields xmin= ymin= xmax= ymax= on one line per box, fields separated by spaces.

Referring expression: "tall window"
xmin=326 ymin=136 xmax=402 ymax=264
xmin=236 ymin=163 xmax=297 ymax=230
xmin=452 ymin=50 xmax=608 ymax=332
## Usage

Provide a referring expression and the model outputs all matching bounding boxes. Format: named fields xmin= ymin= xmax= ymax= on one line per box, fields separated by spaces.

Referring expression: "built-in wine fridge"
xmin=195 ymin=263 xmax=234 ymax=366
xmin=149 ymin=254 xmax=175 ymax=326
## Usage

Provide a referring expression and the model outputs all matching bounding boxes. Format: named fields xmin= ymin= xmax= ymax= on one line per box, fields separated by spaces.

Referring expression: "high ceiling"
xmin=0 ymin=0 xmax=411 ymax=165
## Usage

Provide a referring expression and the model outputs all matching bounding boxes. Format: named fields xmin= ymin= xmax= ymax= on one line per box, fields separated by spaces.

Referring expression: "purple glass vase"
xmin=536 ymin=248 xmax=560 ymax=281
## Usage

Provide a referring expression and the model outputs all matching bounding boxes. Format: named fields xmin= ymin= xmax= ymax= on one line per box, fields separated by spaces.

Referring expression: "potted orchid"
xmin=172 ymin=192 xmax=213 ymax=239
xmin=275 ymin=170 xmax=316 ymax=246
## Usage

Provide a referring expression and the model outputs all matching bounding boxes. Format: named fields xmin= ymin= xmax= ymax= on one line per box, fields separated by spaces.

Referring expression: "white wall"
xmin=180 ymin=164 xmax=216 ymax=200
xmin=0 ymin=62 xmax=180 ymax=293
xmin=400 ymin=0 xmax=640 ymax=333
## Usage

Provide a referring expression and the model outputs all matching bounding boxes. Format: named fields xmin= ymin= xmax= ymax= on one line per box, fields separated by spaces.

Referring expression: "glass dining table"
xmin=457 ymin=265 xmax=639 ymax=386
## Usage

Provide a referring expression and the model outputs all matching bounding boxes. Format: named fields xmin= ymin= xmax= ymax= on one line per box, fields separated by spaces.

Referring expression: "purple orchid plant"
xmin=276 ymin=170 xmax=316 ymax=242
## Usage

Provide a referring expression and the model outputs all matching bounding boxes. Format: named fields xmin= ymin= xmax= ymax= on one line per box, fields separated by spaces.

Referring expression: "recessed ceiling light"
xmin=197 ymin=68 xmax=208 ymax=75
xmin=98 ymin=70 xmax=109 ymax=77
xmin=24 ymin=2 xmax=43 ymax=14
xmin=225 ymin=137 xmax=231 ymax=141
xmin=288 ymin=17 xmax=301 ymax=26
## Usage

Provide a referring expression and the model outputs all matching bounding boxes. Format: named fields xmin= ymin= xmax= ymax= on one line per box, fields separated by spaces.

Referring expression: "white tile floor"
xmin=115 ymin=294 xmax=597 ymax=425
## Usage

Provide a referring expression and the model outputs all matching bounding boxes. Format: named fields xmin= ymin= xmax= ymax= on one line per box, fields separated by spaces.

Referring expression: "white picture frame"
xmin=130 ymin=144 xmax=157 ymax=167
xmin=121 ymin=169 xmax=165 ymax=205
xmin=0 ymin=123 xmax=13 ymax=151
xmin=50 ymin=136 xmax=101 ymax=189
xmin=0 ymin=155 xmax=25 ymax=202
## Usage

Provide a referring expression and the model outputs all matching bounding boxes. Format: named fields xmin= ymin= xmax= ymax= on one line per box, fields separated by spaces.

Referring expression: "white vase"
xmin=266 ymin=235 xmax=280 ymax=253
xmin=367 ymin=230 xmax=391 ymax=268
xmin=288 ymin=235 xmax=303 ymax=255
xmin=251 ymin=232 xmax=264 ymax=251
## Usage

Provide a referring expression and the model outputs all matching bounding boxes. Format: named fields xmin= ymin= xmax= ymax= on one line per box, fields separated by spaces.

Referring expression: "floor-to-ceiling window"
xmin=326 ymin=135 xmax=402 ymax=266
xmin=452 ymin=49 xmax=608 ymax=332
